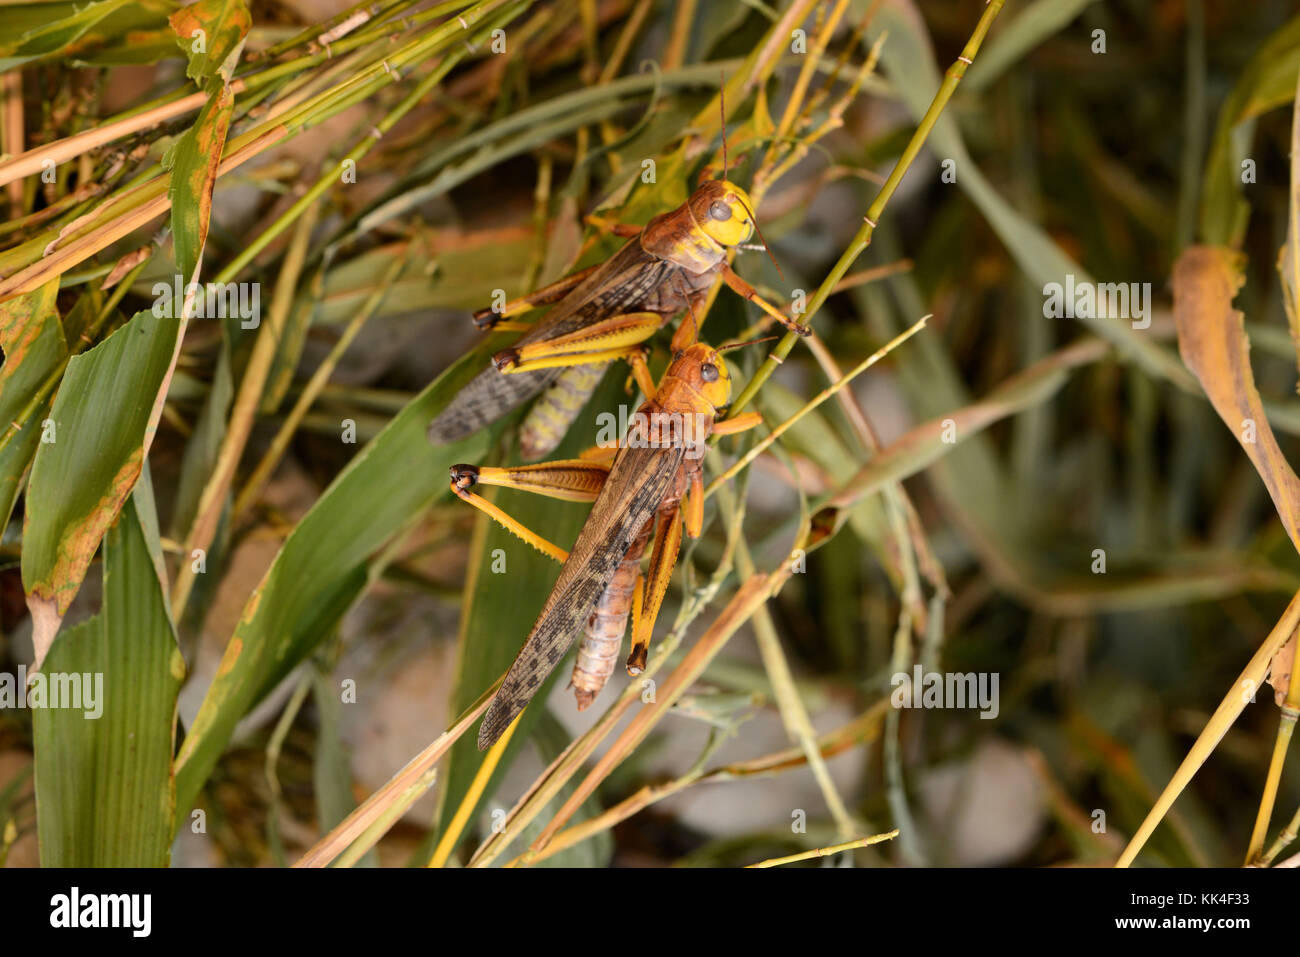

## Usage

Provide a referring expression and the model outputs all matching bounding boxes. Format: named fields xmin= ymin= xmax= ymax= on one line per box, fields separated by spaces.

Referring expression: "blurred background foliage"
xmin=0 ymin=0 xmax=1299 ymax=868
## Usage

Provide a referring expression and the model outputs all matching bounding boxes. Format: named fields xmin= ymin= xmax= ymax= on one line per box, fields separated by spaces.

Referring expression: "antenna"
xmin=720 ymin=71 xmax=783 ymax=281
xmin=737 ymin=197 xmax=784 ymax=281
xmin=719 ymin=335 xmax=780 ymax=353
xmin=719 ymin=71 xmax=728 ymax=181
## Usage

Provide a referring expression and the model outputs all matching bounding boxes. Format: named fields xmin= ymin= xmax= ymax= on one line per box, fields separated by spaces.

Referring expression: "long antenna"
xmin=737 ymin=197 xmax=785 ymax=281
xmin=720 ymin=71 xmax=782 ymax=280
xmin=719 ymin=70 xmax=728 ymax=181
xmin=719 ymin=335 xmax=780 ymax=353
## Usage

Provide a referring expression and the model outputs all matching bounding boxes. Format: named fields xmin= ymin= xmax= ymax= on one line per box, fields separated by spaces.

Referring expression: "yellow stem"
xmin=428 ymin=712 xmax=522 ymax=866
xmin=747 ymin=829 xmax=900 ymax=868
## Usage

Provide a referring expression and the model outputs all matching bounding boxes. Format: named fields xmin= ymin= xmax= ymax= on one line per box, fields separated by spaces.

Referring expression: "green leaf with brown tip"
xmin=164 ymin=82 xmax=234 ymax=287
xmin=21 ymin=308 xmax=181 ymax=668
xmin=168 ymin=0 xmax=250 ymax=85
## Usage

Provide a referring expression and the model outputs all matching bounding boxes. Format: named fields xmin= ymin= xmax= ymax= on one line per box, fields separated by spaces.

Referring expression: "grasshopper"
xmin=426 ymin=169 xmax=806 ymax=461
xmin=449 ymin=338 xmax=762 ymax=750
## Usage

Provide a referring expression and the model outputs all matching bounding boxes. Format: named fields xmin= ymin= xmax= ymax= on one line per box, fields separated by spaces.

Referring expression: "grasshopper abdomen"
xmin=519 ymin=361 xmax=610 ymax=461
xmin=573 ymin=514 xmax=653 ymax=708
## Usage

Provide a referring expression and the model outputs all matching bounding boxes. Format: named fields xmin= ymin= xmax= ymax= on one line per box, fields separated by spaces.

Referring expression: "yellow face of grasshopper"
xmin=667 ymin=342 xmax=734 ymax=412
xmin=688 ymin=179 xmax=756 ymax=247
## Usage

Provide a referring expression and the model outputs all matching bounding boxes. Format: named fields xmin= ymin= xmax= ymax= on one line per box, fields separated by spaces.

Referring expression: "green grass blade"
xmin=168 ymin=0 xmax=250 ymax=86
xmin=311 ymin=665 xmax=378 ymax=867
xmin=21 ymin=307 xmax=181 ymax=668
xmin=0 ymin=279 xmax=65 ymax=532
xmin=163 ymin=82 xmax=234 ymax=285
xmin=32 ymin=483 xmax=184 ymax=866
xmin=0 ymin=0 xmax=138 ymax=71
xmin=1198 ymin=14 xmax=1300 ymax=246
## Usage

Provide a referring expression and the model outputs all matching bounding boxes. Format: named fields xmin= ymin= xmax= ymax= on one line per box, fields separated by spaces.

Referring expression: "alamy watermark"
xmin=152 ymin=276 xmax=260 ymax=328
xmin=890 ymin=665 xmax=999 ymax=720
xmin=0 ymin=666 xmax=103 ymax=719
xmin=1043 ymin=274 xmax=1150 ymax=330
xmin=50 ymin=887 xmax=150 ymax=937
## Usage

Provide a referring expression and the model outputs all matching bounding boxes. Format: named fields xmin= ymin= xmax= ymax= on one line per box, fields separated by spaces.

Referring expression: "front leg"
xmin=711 ymin=411 xmax=763 ymax=436
xmin=668 ymin=274 xmax=716 ymax=353
xmin=720 ymin=264 xmax=810 ymax=336
xmin=624 ymin=346 xmax=658 ymax=399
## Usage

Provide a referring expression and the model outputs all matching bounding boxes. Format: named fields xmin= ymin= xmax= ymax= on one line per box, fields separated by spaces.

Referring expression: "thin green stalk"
xmin=746 ymin=829 xmax=899 ymax=867
xmin=252 ymin=0 xmax=414 ymax=62
xmin=265 ymin=674 xmax=313 ymax=867
xmin=707 ymin=316 xmax=929 ymax=497
xmin=1246 ymin=634 xmax=1300 ymax=863
xmin=1117 ymin=588 xmax=1300 ymax=867
xmin=882 ymin=488 xmax=925 ymax=865
xmin=731 ymin=508 xmax=857 ymax=839
xmin=729 ymin=0 xmax=1006 ymax=416
xmin=1260 ymin=802 xmax=1300 ymax=866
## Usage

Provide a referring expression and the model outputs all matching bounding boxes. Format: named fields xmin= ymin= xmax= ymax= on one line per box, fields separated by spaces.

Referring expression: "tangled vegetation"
xmin=0 ymin=0 xmax=1298 ymax=870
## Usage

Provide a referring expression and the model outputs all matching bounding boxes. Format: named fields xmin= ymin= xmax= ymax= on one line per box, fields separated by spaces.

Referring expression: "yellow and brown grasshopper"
xmin=449 ymin=339 xmax=762 ymax=750
xmin=426 ymin=172 xmax=805 ymax=461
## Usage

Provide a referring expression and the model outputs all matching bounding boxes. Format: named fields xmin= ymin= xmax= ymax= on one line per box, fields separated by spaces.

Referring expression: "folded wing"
xmin=477 ymin=441 xmax=684 ymax=748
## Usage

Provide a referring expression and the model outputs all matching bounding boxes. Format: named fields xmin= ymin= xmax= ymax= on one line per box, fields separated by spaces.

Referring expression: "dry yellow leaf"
xmin=1174 ymin=245 xmax=1300 ymax=554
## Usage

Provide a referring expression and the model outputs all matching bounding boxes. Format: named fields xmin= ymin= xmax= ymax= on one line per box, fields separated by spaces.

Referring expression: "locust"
xmin=426 ymin=167 xmax=805 ymax=461
xmin=449 ymin=338 xmax=763 ymax=750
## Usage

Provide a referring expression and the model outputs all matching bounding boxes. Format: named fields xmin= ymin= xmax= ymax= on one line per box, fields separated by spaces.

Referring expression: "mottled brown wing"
xmin=477 ymin=441 xmax=685 ymax=749
xmin=426 ymin=239 xmax=667 ymax=444
xmin=425 ymin=363 xmax=558 ymax=443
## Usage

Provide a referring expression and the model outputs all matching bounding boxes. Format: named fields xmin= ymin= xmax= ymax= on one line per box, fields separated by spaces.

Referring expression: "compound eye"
xmin=700 ymin=362 xmax=719 ymax=383
xmin=708 ymin=200 xmax=732 ymax=222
